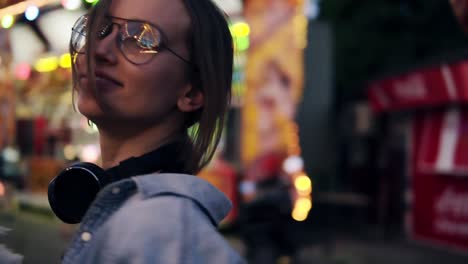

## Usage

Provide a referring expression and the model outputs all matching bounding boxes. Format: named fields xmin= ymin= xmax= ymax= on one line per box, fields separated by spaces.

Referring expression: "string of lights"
xmin=0 ymin=0 xmax=98 ymax=28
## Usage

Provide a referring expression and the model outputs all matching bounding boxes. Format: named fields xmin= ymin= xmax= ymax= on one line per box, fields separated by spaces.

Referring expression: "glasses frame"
xmin=71 ymin=14 xmax=191 ymax=66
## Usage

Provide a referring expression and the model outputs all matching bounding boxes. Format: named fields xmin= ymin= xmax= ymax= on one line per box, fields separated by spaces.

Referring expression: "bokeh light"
xmin=35 ymin=57 xmax=59 ymax=72
xmin=80 ymin=144 xmax=100 ymax=163
xmin=294 ymin=174 xmax=312 ymax=194
xmin=60 ymin=53 xmax=72 ymax=68
xmin=1 ymin=15 xmax=15 ymax=29
xmin=61 ymin=0 xmax=82 ymax=10
xmin=25 ymin=6 xmax=39 ymax=21
xmin=231 ymin=22 xmax=250 ymax=38
xmin=15 ymin=63 xmax=32 ymax=80
xmin=283 ymin=155 xmax=304 ymax=174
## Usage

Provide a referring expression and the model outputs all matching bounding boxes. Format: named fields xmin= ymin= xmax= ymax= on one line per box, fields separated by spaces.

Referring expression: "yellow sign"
xmin=242 ymin=0 xmax=307 ymax=163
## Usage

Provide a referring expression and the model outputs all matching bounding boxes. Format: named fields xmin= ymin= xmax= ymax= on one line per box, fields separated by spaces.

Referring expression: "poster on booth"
xmin=410 ymin=112 xmax=468 ymax=252
xmin=241 ymin=0 xmax=307 ymax=164
xmin=417 ymin=109 xmax=468 ymax=175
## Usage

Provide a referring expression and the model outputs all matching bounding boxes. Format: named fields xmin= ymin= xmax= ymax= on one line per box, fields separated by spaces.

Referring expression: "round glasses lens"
xmin=71 ymin=15 xmax=88 ymax=54
xmin=120 ymin=22 xmax=162 ymax=64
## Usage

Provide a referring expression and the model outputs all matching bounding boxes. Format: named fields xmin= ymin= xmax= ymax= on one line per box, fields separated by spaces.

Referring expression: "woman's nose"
xmin=94 ymin=27 xmax=118 ymax=64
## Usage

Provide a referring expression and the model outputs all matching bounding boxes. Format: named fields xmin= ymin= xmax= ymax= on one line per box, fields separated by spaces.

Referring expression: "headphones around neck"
xmin=48 ymin=142 xmax=186 ymax=224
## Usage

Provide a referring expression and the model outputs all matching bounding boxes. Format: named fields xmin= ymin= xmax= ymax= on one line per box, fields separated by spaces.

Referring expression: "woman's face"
xmin=75 ymin=0 xmax=192 ymax=127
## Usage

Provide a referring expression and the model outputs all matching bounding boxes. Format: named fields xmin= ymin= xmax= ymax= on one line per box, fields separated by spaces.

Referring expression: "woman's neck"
xmin=98 ymin=122 xmax=184 ymax=169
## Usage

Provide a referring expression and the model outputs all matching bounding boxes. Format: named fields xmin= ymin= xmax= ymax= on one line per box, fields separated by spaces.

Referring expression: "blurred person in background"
xmin=46 ymin=0 xmax=245 ymax=263
xmin=451 ymin=0 xmax=468 ymax=32
xmin=239 ymin=152 xmax=296 ymax=264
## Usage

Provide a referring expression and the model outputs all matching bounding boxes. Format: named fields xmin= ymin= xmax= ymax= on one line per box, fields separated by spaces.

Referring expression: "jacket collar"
xmin=132 ymin=173 xmax=232 ymax=226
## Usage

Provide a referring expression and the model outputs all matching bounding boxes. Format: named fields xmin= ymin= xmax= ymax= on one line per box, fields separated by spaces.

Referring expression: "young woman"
xmin=48 ymin=0 xmax=245 ymax=263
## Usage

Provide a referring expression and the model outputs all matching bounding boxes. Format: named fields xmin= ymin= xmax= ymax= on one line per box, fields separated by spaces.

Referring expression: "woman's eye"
xmin=98 ymin=23 xmax=112 ymax=39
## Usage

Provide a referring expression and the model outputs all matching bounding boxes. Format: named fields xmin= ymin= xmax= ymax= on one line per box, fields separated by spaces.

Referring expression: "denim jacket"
xmin=61 ymin=173 xmax=246 ymax=264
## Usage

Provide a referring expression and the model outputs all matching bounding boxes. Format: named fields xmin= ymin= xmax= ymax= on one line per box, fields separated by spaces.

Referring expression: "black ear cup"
xmin=48 ymin=162 xmax=104 ymax=224
xmin=47 ymin=141 xmax=187 ymax=224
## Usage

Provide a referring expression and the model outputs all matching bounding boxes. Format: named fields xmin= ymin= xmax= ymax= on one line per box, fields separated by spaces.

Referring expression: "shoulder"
xmin=99 ymin=195 xmax=245 ymax=263
xmin=109 ymin=194 xmax=209 ymax=239
xmin=133 ymin=173 xmax=233 ymax=225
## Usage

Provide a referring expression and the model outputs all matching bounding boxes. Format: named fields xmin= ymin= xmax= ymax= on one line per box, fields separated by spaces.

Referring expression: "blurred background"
xmin=0 ymin=0 xmax=468 ymax=263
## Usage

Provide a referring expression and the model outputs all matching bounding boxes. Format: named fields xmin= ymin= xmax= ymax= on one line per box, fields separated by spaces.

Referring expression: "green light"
xmin=1 ymin=15 xmax=14 ymax=29
xmin=235 ymin=36 xmax=250 ymax=52
xmin=85 ymin=0 xmax=99 ymax=4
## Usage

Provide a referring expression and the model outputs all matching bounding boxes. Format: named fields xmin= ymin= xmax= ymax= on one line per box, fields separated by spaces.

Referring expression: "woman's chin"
xmin=77 ymin=99 xmax=104 ymax=121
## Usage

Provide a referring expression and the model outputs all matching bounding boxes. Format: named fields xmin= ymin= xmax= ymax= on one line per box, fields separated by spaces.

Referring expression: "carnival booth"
xmin=368 ymin=59 xmax=468 ymax=252
xmin=0 ymin=1 xmax=98 ymax=194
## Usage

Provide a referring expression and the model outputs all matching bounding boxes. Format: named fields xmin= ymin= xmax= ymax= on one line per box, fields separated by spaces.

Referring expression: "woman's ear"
xmin=177 ymin=85 xmax=204 ymax=113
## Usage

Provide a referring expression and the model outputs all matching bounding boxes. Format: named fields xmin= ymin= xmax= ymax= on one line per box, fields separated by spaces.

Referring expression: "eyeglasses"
xmin=70 ymin=14 xmax=191 ymax=65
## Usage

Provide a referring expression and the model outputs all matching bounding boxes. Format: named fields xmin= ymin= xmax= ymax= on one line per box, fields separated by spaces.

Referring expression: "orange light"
xmin=0 ymin=182 xmax=5 ymax=197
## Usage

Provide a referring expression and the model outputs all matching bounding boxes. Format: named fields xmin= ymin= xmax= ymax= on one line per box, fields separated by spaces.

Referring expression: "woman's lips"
xmin=95 ymin=71 xmax=123 ymax=86
xmin=79 ymin=72 xmax=123 ymax=92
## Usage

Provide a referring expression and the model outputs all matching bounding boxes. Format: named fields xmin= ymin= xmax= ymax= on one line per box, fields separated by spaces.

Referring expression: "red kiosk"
xmin=369 ymin=60 xmax=468 ymax=252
